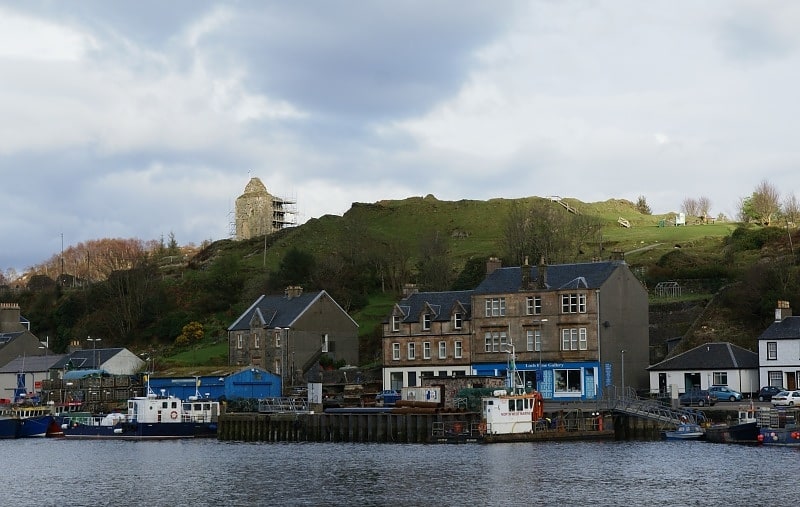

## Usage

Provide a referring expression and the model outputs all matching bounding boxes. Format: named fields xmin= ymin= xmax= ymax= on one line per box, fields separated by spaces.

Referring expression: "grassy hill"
xmin=13 ymin=194 xmax=796 ymax=369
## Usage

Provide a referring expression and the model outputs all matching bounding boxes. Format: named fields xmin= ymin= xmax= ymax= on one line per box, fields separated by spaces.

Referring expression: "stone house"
xmin=382 ymin=258 xmax=650 ymax=401
xmin=228 ymin=287 xmax=359 ymax=393
xmin=0 ymin=302 xmax=48 ymax=368
xmin=382 ymin=288 xmax=474 ymax=391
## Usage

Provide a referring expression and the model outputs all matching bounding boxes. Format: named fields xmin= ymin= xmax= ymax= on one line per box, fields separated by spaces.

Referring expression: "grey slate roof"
xmin=388 ymin=290 xmax=473 ymax=323
xmin=473 ymin=260 xmax=625 ymax=294
xmin=0 ymin=354 xmax=67 ymax=373
xmin=757 ymin=316 xmax=800 ymax=341
xmin=228 ymin=291 xmax=356 ymax=331
xmin=50 ymin=348 xmax=125 ymax=370
xmin=647 ymin=342 xmax=758 ymax=371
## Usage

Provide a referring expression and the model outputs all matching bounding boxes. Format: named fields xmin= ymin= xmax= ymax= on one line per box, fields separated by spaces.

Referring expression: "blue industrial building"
xmin=149 ymin=367 xmax=280 ymax=400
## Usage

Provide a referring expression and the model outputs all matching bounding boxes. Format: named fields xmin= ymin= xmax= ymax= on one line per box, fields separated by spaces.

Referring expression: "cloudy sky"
xmin=3 ymin=1 xmax=800 ymax=274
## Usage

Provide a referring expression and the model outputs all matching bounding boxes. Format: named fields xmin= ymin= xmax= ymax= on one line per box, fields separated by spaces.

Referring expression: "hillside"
xmin=7 ymin=194 xmax=797 ymax=367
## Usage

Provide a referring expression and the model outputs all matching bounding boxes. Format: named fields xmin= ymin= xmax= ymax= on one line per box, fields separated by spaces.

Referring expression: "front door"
xmin=788 ymin=372 xmax=797 ymax=390
xmin=684 ymin=372 xmax=700 ymax=391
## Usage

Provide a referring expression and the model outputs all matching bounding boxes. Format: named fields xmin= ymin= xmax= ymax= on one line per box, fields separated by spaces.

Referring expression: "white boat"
xmin=481 ymin=389 xmax=544 ymax=435
xmin=664 ymin=422 xmax=704 ymax=440
xmin=57 ymin=376 xmax=219 ymax=440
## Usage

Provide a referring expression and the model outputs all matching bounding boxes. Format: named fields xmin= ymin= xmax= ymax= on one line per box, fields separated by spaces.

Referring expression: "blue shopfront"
xmin=472 ymin=360 xmax=601 ymax=401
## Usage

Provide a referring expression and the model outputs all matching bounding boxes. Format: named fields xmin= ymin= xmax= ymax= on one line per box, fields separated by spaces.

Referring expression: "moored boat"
xmin=13 ymin=405 xmax=56 ymax=438
xmin=757 ymin=407 xmax=800 ymax=446
xmin=663 ymin=422 xmax=705 ymax=440
xmin=705 ymin=404 xmax=760 ymax=444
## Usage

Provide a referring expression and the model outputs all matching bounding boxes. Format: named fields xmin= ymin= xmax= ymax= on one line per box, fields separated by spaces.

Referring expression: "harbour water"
xmin=3 ymin=438 xmax=796 ymax=506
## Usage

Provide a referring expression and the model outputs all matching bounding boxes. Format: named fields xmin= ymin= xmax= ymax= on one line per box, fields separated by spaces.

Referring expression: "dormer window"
xmin=422 ymin=314 xmax=432 ymax=330
xmin=453 ymin=312 xmax=463 ymax=330
xmin=391 ymin=315 xmax=401 ymax=332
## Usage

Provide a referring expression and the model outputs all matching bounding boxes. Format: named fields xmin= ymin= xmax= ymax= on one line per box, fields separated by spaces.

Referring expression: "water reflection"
xmin=2 ymin=439 xmax=798 ymax=506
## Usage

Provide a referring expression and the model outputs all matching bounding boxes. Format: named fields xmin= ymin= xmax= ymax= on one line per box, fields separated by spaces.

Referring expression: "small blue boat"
xmin=664 ymin=423 xmax=704 ymax=440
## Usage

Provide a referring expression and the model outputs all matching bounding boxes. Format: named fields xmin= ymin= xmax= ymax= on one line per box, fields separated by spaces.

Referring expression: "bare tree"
xmin=751 ymin=180 xmax=781 ymax=226
xmin=697 ymin=196 xmax=711 ymax=220
xmin=681 ymin=197 xmax=700 ymax=217
xmin=783 ymin=192 xmax=800 ymax=226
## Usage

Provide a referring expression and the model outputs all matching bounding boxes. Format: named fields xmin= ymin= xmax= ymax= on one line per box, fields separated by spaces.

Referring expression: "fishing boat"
xmin=57 ymin=377 xmax=220 ymax=440
xmin=663 ymin=422 xmax=705 ymax=440
xmin=13 ymin=405 xmax=57 ymax=438
xmin=705 ymin=404 xmax=760 ymax=444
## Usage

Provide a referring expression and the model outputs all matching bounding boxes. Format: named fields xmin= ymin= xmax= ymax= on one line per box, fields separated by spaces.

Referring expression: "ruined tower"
xmin=234 ymin=177 xmax=296 ymax=240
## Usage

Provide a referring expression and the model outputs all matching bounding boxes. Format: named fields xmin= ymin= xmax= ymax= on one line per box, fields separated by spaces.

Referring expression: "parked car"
xmin=708 ymin=385 xmax=743 ymax=402
xmin=375 ymin=389 xmax=401 ymax=406
xmin=679 ymin=390 xmax=717 ymax=407
xmin=757 ymin=386 xmax=784 ymax=402
xmin=771 ymin=390 xmax=800 ymax=407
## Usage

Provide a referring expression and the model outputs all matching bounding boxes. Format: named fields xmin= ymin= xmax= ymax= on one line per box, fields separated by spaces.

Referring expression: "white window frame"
xmin=485 ymin=297 xmax=506 ymax=317
xmin=561 ymin=328 xmax=587 ymax=351
xmin=454 ymin=341 xmax=463 ymax=359
xmin=391 ymin=315 xmax=401 ymax=332
xmin=438 ymin=341 xmax=447 ymax=359
xmin=254 ymin=334 xmax=260 ymax=349
xmin=407 ymin=342 xmax=416 ymax=360
xmin=392 ymin=343 xmax=401 ymax=361
xmin=423 ymin=341 xmax=431 ymax=359
xmin=767 ymin=341 xmax=777 ymax=360
xmin=527 ymin=329 xmax=541 ymax=352
xmin=237 ymin=334 xmax=243 ymax=350
xmin=561 ymin=293 xmax=587 ymax=314
xmin=484 ymin=331 xmax=508 ymax=352
xmin=453 ymin=312 xmax=462 ymax=330
xmin=422 ymin=314 xmax=432 ymax=330
xmin=525 ymin=296 xmax=542 ymax=316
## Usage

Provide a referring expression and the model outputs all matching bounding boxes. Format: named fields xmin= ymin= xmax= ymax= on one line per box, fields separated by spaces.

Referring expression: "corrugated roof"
xmin=647 ymin=342 xmax=758 ymax=370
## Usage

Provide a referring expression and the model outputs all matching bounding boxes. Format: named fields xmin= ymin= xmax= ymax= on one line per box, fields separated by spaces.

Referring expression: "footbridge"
xmin=602 ymin=387 xmax=706 ymax=428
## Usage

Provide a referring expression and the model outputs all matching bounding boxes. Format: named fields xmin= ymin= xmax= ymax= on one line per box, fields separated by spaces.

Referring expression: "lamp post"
xmin=620 ymin=349 xmax=626 ymax=398
xmin=534 ymin=319 xmax=549 ymax=389
xmin=87 ymin=336 xmax=101 ymax=370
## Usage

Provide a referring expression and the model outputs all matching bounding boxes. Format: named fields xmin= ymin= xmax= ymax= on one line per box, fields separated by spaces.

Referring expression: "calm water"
xmin=2 ymin=438 xmax=796 ymax=506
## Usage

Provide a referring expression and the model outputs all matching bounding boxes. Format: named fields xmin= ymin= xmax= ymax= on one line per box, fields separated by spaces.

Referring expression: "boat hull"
xmin=0 ymin=417 xmax=20 ymax=439
xmin=18 ymin=415 xmax=55 ymax=438
xmin=57 ymin=417 xmax=198 ymax=440
xmin=705 ymin=421 xmax=758 ymax=444
xmin=758 ymin=427 xmax=800 ymax=446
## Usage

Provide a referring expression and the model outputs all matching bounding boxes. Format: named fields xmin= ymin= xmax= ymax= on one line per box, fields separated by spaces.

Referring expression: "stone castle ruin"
xmin=234 ymin=177 xmax=296 ymax=240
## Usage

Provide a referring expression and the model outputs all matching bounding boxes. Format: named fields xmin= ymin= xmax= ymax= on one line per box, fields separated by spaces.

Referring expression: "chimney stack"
xmin=285 ymin=286 xmax=303 ymax=299
xmin=486 ymin=257 xmax=502 ymax=276
xmin=402 ymin=283 xmax=418 ymax=298
xmin=775 ymin=300 xmax=792 ymax=322
xmin=536 ymin=256 xmax=548 ymax=289
xmin=521 ymin=256 xmax=531 ymax=290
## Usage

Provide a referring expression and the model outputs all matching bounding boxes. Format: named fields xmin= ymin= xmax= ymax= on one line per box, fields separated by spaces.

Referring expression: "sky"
xmin=3 ymin=1 xmax=800 ymax=274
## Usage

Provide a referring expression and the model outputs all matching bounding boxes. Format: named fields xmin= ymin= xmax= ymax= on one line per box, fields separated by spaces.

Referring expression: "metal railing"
xmin=603 ymin=386 xmax=706 ymax=427
xmin=257 ymin=397 xmax=309 ymax=413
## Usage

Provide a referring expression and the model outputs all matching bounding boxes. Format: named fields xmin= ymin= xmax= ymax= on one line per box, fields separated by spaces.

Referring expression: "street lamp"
xmin=533 ymin=319 xmax=549 ymax=389
xmin=620 ymin=349 xmax=626 ymax=398
xmin=87 ymin=336 xmax=101 ymax=370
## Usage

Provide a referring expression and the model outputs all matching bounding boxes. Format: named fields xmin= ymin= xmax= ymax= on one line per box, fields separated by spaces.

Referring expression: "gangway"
xmin=603 ymin=387 xmax=706 ymax=427
xmin=258 ymin=397 xmax=309 ymax=413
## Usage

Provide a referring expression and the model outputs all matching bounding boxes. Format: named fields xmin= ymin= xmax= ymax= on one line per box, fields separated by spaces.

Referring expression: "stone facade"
xmin=234 ymin=177 xmax=296 ymax=240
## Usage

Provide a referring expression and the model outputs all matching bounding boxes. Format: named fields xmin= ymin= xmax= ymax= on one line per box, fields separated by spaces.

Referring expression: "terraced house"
xmin=382 ymin=258 xmax=649 ymax=401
